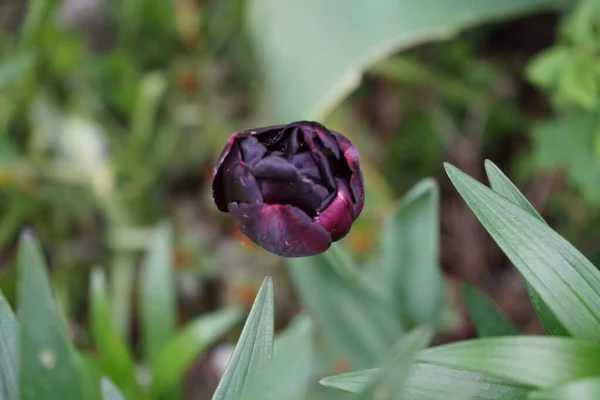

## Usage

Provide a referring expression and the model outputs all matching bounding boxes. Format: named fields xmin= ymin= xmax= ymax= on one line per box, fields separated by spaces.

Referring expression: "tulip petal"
xmin=240 ymin=136 xmax=267 ymax=167
xmin=212 ymin=134 xmax=247 ymax=211
xmin=252 ymin=156 xmax=301 ymax=182
xmin=315 ymin=178 xmax=356 ymax=241
xmin=228 ymin=202 xmax=332 ymax=257
xmin=260 ymin=180 xmax=329 ymax=217
xmin=290 ymin=152 xmax=321 ymax=180
xmin=298 ymin=121 xmax=341 ymax=159
xmin=333 ymin=131 xmax=365 ymax=216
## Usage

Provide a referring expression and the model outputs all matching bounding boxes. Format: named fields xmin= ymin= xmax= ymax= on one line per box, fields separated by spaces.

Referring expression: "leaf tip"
xmin=19 ymin=226 xmax=36 ymax=243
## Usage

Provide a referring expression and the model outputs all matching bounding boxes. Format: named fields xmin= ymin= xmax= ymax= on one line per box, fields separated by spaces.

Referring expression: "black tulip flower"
xmin=211 ymin=121 xmax=365 ymax=257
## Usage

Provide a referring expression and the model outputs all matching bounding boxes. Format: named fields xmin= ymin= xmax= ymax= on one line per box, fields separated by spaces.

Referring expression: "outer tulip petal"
xmin=332 ymin=131 xmax=365 ymax=216
xmin=315 ymin=178 xmax=356 ymax=241
xmin=212 ymin=132 xmax=251 ymax=211
xmin=228 ymin=202 xmax=332 ymax=257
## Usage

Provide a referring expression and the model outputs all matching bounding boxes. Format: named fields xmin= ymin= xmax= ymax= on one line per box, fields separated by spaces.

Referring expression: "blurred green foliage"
xmin=1 ymin=0 xmax=600 ymax=399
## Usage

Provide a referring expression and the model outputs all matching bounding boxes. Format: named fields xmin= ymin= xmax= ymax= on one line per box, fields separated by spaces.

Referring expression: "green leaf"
xmin=211 ymin=277 xmax=274 ymax=400
xmin=101 ymin=377 xmax=125 ymax=400
xmin=0 ymin=52 xmax=36 ymax=90
xmin=382 ymin=178 xmax=443 ymax=328
xmin=0 ymin=290 xmax=17 ymax=400
xmin=260 ymin=314 xmax=315 ymax=400
xmin=356 ymin=326 xmax=433 ymax=399
xmin=320 ymin=363 xmax=531 ymax=399
xmin=288 ymin=250 xmax=403 ymax=369
xmin=530 ymin=377 xmax=600 ymax=400
xmin=531 ymin=112 xmax=600 ymax=204
xmin=247 ymin=0 xmax=571 ymax=121
xmin=460 ymin=283 xmax=519 ymax=338
xmin=444 ymin=163 xmax=600 ymax=340
xmin=152 ymin=308 xmax=243 ymax=394
xmin=17 ymin=231 xmax=88 ymax=400
xmin=89 ymin=268 xmax=138 ymax=396
xmin=416 ymin=336 xmax=600 ymax=387
xmin=139 ymin=223 xmax=177 ymax=362
xmin=484 ymin=160 xmax=544 ymax=222
xmin=484 ymin=160 xmax=569 ymax=336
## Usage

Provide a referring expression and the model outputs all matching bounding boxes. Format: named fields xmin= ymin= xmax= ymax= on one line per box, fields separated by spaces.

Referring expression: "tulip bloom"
xmin=212 ymin=121 xmax=364 ymax=257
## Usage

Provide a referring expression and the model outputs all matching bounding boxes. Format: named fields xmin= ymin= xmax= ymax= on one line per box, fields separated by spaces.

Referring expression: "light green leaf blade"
xmin=530 ymin=377 xmax=600 ymax=400
xmin=101 ymin=377 xmax=125 ymax=400
xmin=321 ymin=363 xmax=531 ymax=399
xmin=484 ymin=160 xmax=544 ymax=222
xmin=460 ymin=283 xmax=518 ymax=338
xmin=89 ymin=268 xmax=138 ymax=396
xmin=382 ymin=178 xmax=443 ymax=328
xmin=484 ymin=160 xmax=568 ymax=337
xmin=288 ymin=249 xmax=403 ymax=369
xmin=0 ymin=290 xmax=17 ymax=400
xmin=445 ymin=163 xmax=600 ymax=340
xmin=152 ymin=308 xmax=243 ymax=394
xmin=139 ymin=223 xmax=177 ymax=362
xmin=259 ymin=314 xmax=315 ymax=400
xmin=248 ymin=0 xmax=571 ymax=121
xmin=357 ymin=326 xmax=433 ymax=399
xmin=211 ymin=277 xmax=274 ymax=400
xmin=17 ymin=232 xmax=88 ymax=400
xmin=416 ymin=336 xmax=600 ymax=388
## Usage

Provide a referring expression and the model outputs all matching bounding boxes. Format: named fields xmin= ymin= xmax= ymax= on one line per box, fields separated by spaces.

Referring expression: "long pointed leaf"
xmin=0 ymin=290 xmax=17 ymax=400
xmin=140 ymin=223 xmax=177 ymax=362
xmin=17 ymin=232 xmax=89 ymax=400
xmin=445 ymin=163 xmax=600 ymax=340
xmin=259 ymin=314 xmax=315 ymax=400
xmin=211 ymin=277 xmax=274 ymax=400
xmin=152 ymin=308 xmax=243 ymax=394
xmin=484 ymin=160 xmax=568 ymax=336
xmin=460 ymin=283 xmax=518 ymax=337
xmin=289 ymin=251 xmax=403 ymax=369
xmin=382 ymin=178 xmax=443 ymax=329
xmin=320 ymin=363 xmax=531 ymax=399
xmin=416 ymin=336 xmax=600 ymax=388
xmin=90 ymin=268 xmax=138 ymax=396
xmin=530 ymin=377 xmax=600 ymax=400
xmin=357 ymin=326 xmax=433 ymax=399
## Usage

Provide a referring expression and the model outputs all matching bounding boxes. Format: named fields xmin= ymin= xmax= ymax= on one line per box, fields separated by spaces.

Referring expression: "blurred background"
xmin=1 ymin=0 xmax=599 ymax=398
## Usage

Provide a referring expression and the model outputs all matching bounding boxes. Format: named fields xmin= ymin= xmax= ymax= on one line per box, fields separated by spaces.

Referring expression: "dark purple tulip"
xmin=211 ymin=121 xmax=365 ymax=257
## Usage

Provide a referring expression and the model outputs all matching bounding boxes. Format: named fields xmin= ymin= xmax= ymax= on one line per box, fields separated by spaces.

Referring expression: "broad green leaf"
xmin=484 ymin=160 xmax=568 ymax=336
xmin=152 ymin=308 xmax=243 ymax=394
xmin=101 ymin=377 xmax=125 ymax=400
xmin=382 ymin=178 xmax=443 ymax=328
xmin=320 ymin=363 xmax=531 ymax=399
xmin=211 ymin=277 xmax=274 ymax=400
xmin=0 ymin=290 xmax=17 ymax=400
xmin=17 ymin=232 xmax=88 ymax=400
xmin=530 ymin=377 xmax=600 ymax=400
xmin=445 ymin=163 xmax=600 ymax=340
xmin=289 ymin=250 xmax=403 ymax=369
xmin=89 ymin=268 xmax=138 ymax=396
xmin=259 ymin=314 xmax=315 ymax=400
xmin=357 ymin=326 xmax=433 ymax=399
xmin=416 ymin=336 xmax=600 ymax=388
xmin=248 ymin=0 xmax=571 ymax=121
xmin=139 ymin=223 xmax=176 ymax=362
xmin=460 ymin=284 xmax=518 ymax=338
